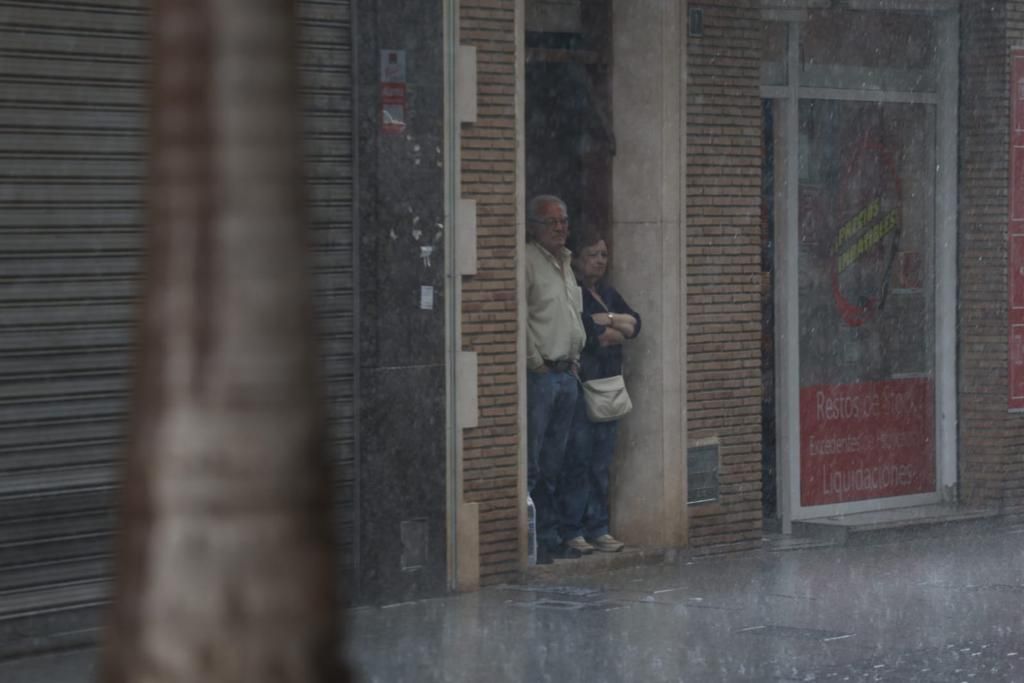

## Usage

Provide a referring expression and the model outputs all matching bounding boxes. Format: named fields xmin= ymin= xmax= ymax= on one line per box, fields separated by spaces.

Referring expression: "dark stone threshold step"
xmin=521 ymin=536 xmax=763 ymax=582
xmin=523 ymin=545 xmax=672 ymax=581
xmin=790 ymin=504 xmax=1001 ymax=544
xmin=521 ymin=505 xmax=1005 ymax=581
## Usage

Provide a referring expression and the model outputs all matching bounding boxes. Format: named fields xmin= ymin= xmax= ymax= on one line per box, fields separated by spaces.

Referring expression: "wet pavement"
xmin=3 ymin=521 xmax=1023 ymax=682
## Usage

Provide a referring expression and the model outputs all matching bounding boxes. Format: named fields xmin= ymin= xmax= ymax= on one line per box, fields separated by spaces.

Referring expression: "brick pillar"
xmin=459 ymin=0 xmax=522 ymax=584
xmin=686 ymin=0 xmax=764 ymax=550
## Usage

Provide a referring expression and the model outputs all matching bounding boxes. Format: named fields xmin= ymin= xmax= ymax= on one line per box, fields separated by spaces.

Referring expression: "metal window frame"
xmin=762 ymin=9 xmax=958 ymax=530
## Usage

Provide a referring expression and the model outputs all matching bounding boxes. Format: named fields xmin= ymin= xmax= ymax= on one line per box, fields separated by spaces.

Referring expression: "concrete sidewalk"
xmin=4 ymin=520 xmax=1024 ymax=682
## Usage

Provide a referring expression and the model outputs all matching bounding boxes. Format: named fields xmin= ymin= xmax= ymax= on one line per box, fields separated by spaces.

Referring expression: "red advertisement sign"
xmin=1010 ymin=51 xmax=1024 ymax=409
xmin=829 ymin=133 xmax=901 ymax=328
xmin=800 ymin=378 xmax=935 ymax=506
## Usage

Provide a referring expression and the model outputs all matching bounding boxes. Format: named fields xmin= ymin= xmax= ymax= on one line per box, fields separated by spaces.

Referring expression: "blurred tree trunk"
xmin=100 ymin=1 xmax=346 ymax=681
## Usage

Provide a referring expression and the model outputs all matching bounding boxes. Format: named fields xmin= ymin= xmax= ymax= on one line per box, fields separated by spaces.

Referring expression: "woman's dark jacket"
xmin=579 ymin=280 xmax=641 ymax=382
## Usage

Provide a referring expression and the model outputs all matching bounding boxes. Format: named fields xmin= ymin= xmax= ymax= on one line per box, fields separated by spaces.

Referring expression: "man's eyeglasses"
xmin=530 ymin=217 xmax=570 ymax=229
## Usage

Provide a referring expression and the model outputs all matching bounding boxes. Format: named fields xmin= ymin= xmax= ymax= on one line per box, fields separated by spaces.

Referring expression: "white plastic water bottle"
xmin=527 ymin=494 xmax=537 ymax=565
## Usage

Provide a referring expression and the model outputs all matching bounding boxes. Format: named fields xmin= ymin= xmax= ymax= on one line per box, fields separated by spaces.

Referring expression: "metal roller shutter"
xmin=299 ymin=0 xmax=359 ymax=591
xmin=0 ymin=0 xmax=356 ymax=658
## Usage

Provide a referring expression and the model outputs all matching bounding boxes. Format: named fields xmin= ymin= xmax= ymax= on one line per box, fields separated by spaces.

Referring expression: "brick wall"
xmin=1008 ymin=0 xmax=1024 ymax=518
xmin=958 ymin=1 xmax=1024 ymax=514
xmin=955 ymin=0 xmax=1024 ymax=518
xmin=686 ymin=1 xmax=764 ymax=551
xmin=459 ymin=0 xmax=521 ymax=584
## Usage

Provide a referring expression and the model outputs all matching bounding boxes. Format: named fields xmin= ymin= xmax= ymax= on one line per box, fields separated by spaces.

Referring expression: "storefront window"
xmin=800 ymin=10 xmax=937 ymax=92
xmin=761 ymin=21 xmax=787 ymax=86
xmin=797 ymin=99 xmax=936 ymax=506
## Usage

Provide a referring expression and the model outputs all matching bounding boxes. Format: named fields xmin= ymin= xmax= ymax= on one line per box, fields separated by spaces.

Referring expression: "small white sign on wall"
xmin=419 ymin=285 xmax=434 ymax=311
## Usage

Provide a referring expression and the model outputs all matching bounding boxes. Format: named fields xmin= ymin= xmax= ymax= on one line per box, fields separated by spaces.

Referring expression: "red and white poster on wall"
xmin=800 ymin=378 xmax=935 ymax=506
xmin=1009 ymin=50 xmax=1024 ymax=409
xmin=380 ymin=49 xmax=407 ymax=135
xmin=797 ymin=99 xmax=937 ymax=508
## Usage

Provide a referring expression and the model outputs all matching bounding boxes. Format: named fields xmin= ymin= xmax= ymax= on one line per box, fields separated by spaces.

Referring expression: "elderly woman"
xmin=559 ymin=233 xmax=641 ymax=554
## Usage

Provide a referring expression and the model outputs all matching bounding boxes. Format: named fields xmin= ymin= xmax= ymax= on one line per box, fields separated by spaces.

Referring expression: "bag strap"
xmin=588 ymin=286 xmax=610 ymax=312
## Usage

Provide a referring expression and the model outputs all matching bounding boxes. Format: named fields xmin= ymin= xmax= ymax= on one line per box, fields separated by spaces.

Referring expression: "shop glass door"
xmin=762 ymin=6 xmax=958 ymax=524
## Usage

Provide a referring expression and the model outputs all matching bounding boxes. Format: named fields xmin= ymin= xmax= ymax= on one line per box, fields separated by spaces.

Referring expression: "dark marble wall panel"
xmin=358 ymin=365 xmax=448 ymax=602
xmin=355 ymin=0 xmax=448 ymax=603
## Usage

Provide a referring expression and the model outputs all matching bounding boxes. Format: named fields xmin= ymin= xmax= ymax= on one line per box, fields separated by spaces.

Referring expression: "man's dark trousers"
xmin=527 ymin=369 xmax=578 ymax=551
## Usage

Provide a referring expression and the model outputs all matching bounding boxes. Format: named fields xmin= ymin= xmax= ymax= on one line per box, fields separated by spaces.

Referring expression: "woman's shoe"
xmin=589 ymin=534 xmax=624 ymax=553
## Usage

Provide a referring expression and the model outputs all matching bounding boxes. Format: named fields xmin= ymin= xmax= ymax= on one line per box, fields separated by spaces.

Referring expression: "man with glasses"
xmin=525 ymin=195 xmax=588 ymax=563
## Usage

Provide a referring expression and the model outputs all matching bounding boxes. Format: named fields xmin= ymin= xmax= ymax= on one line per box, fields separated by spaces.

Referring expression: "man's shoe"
xmin=565 ymin=536 xmax=595 ymax=555
xmin=589 ymin=534 xmax=624 ymax=553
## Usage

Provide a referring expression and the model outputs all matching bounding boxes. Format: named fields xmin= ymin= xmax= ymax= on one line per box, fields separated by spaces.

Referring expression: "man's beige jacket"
xmin=525 ymin=241 xmax=586 ymax=371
